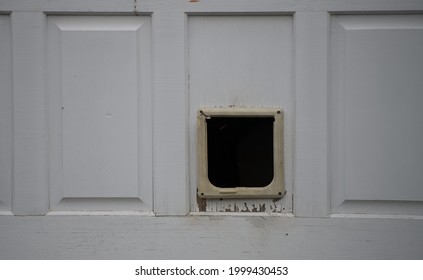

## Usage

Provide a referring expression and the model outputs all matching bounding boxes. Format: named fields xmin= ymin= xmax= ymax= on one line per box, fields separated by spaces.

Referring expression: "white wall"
xmin=0 ymin=0 xmax=423 ymax=259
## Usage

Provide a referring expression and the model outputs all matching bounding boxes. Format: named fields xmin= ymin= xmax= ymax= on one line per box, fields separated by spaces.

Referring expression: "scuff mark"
xmin=197 ymin=195 xmax=207 ymax=212
xmin=133 ymin=0 xmax=139 ymax=15
xmin=190 ymin=0 xmax=200 ymax=2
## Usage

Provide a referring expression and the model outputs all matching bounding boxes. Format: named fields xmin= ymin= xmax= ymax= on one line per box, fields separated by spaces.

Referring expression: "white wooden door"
xmin=1 ymin=0 xmax=423 ymax=259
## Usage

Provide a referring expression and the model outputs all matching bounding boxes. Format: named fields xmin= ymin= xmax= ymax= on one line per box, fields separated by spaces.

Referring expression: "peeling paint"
xmin=223 ymin=203 xmax=240 ymax=212
xmin=203 ymin=197 xmax=286 ymax=214
xmin=250 ymin=204 xmax=267 ymax=212
xmin=241 ymin=203 xmax=250 ymax=212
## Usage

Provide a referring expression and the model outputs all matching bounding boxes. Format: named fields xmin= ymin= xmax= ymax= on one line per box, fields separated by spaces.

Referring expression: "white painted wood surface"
xmin=1 ymin=215 xmax=423 ymax=259
xmin=47 ymin=16 xmax=153 ymax=211
xmin=152 ymin=12 xmax=189 ymax=215
xmin=0 ymin=15 xmax=12 ymax=213
xmin=330 ymin=14 xmax=423 ymax=215
xmin=0 ymin=0 xmax=423 ymax=259
xmin=294 ymin=11 xmax=330 ymax=217
xmin=188 ymin=15 xmax=293 ymax=213
xmin=11 ymin=12 xmax=49 ymax=215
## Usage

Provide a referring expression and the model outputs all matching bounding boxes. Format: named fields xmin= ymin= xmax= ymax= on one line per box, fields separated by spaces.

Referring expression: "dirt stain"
xmin=241 ymin=203 xmax=250 ymax=212
xmin=197 ymin=195 xmax=207 ymax=212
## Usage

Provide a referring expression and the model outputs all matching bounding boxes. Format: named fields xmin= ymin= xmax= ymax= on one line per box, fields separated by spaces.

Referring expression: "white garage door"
xmin=1 ymin=0 xmax=423 ymax=259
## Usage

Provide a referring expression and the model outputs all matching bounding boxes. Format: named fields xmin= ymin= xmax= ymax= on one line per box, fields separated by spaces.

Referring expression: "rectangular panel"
xmin=152 ymin=12 xmax=189 ymax=215
xmin=330 ymin=15 xmax=423 ymax=215
xmin=12 ymin=12 xmax=48 ymax=215
xmin=48 ymin=16 xmax=152 ymax=211
xmin=188 ymin=15 xmax=293 ymax=213
xmin=1 ymin=215 xmax=423 ymax=259
xmin=0 ymin=16 xmax=12 ymax=212
xmin=294 ymin=12 xmax=329 ymax=217
xmin=61 ymin=27 xmax=138 ymax=198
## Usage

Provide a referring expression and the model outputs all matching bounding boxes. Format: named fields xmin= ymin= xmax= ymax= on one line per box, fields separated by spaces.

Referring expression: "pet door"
xmin=197 ymin=108 xmax=284 ymax=198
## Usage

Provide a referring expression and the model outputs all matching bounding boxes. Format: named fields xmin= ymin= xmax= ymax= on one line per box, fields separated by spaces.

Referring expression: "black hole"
xmin=206 ymin=117 xmax=274 ymax=188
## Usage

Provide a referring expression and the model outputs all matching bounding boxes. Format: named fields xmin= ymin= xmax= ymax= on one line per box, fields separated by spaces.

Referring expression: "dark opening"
xmin=206 ymin=117 xmax=274 ymax=188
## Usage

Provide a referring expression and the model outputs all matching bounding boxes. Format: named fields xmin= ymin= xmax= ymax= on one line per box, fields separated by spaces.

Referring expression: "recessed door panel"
xmin=189 ymin=15 xmax=293 ymax=212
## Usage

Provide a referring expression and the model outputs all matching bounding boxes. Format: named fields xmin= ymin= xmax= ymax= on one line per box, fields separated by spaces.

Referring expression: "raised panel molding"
xmin=47 ymin=16 xmax=152 ymax=212
xmin=330 ymin=14 xmax=423 ymax=215
xmin=0 ymin=16 xmax=12 ymax=212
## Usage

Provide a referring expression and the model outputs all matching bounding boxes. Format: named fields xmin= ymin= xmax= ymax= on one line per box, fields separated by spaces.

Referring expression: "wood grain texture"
xmin=0 ymin=0 xmax=135 ymax=13
xmin=152 ymin=12 xmax=189 ymax=215
xmin=11 ymin=12 xmax=48 ymax=215
xmin=188 ymin=15 xmax=293 ymax=214
xmin=294 ymin=12 xmax=329 ymax=217
xmin=2 ymin=0 xmax=423 ymax=261
xmin=0 ymin=215 xmax=422 ymax=259
xmin=0 ymin=16 xmax=12 ymax=212
xmin=2 ymin=0 xmax=423 ymax=13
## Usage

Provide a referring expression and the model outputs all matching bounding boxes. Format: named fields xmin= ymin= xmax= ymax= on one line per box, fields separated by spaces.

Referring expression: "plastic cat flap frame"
xmin=197 ymin=107 xmax=285 ymax=199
